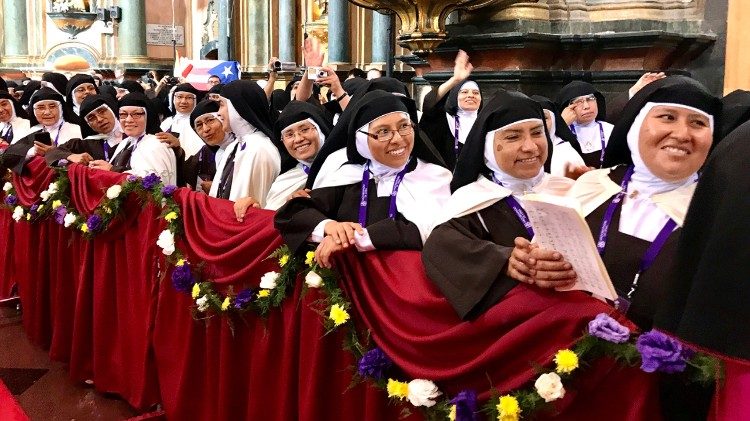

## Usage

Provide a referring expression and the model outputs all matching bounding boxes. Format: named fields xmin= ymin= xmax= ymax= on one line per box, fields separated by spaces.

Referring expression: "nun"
xmin=555 ymin=81 xmax=614 ymax=168
xmin=264 ymin=101 xmax=332 ymax=210
xmin=419 ymin=50 xmax=481 ymax=170
xmin=274 ymin=90 xmax=452 ymax=268
xmin=89 ymin=92 xmax=177 ymax=185
xmin=531 ymin=95 xmax=588 ymax=178
xmin=159 ymin=83 xmax=206 ymax=157
xmin=569 ymin=75 xmax=721 ymax=330
xmin=185 ymin=99 xmax=235 ymax=192
xmin=422 ymin=90 xmax=577 ymax=320
xmin=26 ymin=87 xmax=83 ymax=153
xmin=45 ymin=94 xmax=123 ymax=166
xmin=65 ymin=74 xmax=98 ymax=119
xmin=211 ymin=80 xmax=281 ymax=211
xmin=0 ymin=90 xmax=30 ymax=146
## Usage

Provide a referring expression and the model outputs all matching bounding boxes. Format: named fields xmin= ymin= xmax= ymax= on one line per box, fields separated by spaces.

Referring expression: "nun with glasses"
xmin=158 ymin=83 xmax=206 ymax=157
xmin=89 ymin=92 xmax=177 ymax=185
xmin=211 ymin=80 xmax=281 ymax=214
xmin=569 ymin=75 xmax=721 ymax=331
xmin=44 ymin=94 xmax=124 ymax=166
xmin=419 ymin=50 xmax=481 ymax=170
xmin=531 ymin=95 xmax=588 ymax=179
xmin=556 ymin=81 xmax=614 ymax=169
xmin=275 ymin=90 xmax=452 ymax=268
xmin=422 ymin=90 xmax=577 ymax=320
xmin=24 ymin=87 xmax=83 ymax=156
xmin=0 ymin=90 xmax=30 ymax=147
xmin=185 ymin=99 xmax=235 ymax=193
xmin=264 ymin=101 xmax=332 ymax=211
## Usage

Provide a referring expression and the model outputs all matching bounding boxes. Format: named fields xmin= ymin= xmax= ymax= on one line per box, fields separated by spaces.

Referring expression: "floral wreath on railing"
xmin=0 ymin=168 xmax=724 ymax=421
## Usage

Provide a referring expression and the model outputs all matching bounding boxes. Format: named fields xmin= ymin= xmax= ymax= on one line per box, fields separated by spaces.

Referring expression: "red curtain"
xmin=1 ymin=158 xmax=663 ymax=420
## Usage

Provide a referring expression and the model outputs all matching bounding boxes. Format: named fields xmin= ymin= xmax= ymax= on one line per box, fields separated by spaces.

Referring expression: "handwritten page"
xmin=521 ymin=194 xmax=617 ymax=301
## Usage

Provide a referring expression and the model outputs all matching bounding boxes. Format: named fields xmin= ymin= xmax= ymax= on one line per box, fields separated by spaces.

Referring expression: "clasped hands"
xmin=506 ymin=237 xmax=577 ymax=289
xmin=314 ymin=221 xmax=367 ymax=268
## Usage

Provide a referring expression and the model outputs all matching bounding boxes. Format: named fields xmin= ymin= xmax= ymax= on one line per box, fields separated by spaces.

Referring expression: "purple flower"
xmin=171 ymin=264 xmax=195 ymax=293
xmin=588 ymin=313 xmax=631 ymax=344
xmin=126 ymin=174 xmax=138 ymax=183
xmin=29 ymin=203 xmax=39 ymax=215
xmin=4 ymin=195 xmax=17 ymax=206
xmin=141 ymin=173 xmax=161 ymax=190
xmin=636 ymin=330 xmax=689 ymax=374
xmin=57 ymin=159 xmax=69 ymax=167
xmin=54 ymin=205 xmax=67 ymax=224
xmin=161 ymin=185 xmax=177 ymax=197
xmin=234 ymin=288 xmax=255 ymax=309
xmin=357 ymin=347 xmax=392 ymax=380
xmin=450 ymin=390 xmax=478 ymax=421
xmin=86 ymin=214 xmax=103 ymax=232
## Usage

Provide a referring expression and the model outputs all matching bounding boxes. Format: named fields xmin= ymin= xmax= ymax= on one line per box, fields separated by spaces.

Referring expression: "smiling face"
xmin=193 ymin=114 xmax=227 ymax=146
xmin=118 ymin=105 xmax=147 ymax=137
xmin=492 ymin=120 xmax=548 ymax=179
xmin=173 ymin=92 xmax=197 ymax=114
xmin=73 ymin=82 xmax=97 ymax=105
xmin=366 ymin=113 xmax=415 ymax=168
xmin=84 ymin=105 xmax=116 ymax=134
xmin=33 ymin=100 xmax=61 ymax=126
xmin=458 ymin=86 xmax=481 ymax=112
xmin=638 ymin=105 xmax=712 ymax=182
xmin=0 ymin=99 xmax=14 ymax=123
xmin=281 ymin=120 xmax=321 ymax=162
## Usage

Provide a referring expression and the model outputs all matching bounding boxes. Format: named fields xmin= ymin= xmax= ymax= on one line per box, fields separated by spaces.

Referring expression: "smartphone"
xmin=32 ymin=131 xmax=52 ymax=146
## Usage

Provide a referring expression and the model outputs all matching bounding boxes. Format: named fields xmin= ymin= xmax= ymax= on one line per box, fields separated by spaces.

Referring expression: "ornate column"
xmin=239 ymin=0 xmax=270 ymax=70
xmin=218 ymin=0 xmax=230 ymax=60
xmin=117 ymin=0 xmax=148 ymax=64
xmin=278 ymin=0 xmax=296 ymax=63
xmin=327 ymin=0 xmax=350 ymax=64
xmin=3 ymin=0 xmax=28 ymax=58
xmin=371 ymin=10 xmax=390 ymax=64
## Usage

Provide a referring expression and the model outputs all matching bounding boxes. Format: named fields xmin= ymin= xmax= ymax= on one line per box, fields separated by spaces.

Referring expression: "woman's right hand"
xmin=506 ymin=237 xmax=577 ymax=289
xmin=561 ymin=104 xmax=578 ymax=126
xmin=323 ymin=221 xmax=364 ymax=248
xmin=315 ymin=235 xmax=346 ymax=268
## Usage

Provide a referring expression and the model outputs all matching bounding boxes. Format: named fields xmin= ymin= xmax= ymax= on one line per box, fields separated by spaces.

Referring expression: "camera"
xmin=307 ymin=67 xmax=328 ymax=80
xmin=166 ymin=76 xmax=180 ymax=85
xmin=271 ymin=61 xmax=297 ymax=73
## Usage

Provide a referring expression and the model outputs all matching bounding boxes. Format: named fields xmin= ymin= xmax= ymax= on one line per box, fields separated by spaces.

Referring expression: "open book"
xmin=521 ymin=194 xmax=618 ymax=302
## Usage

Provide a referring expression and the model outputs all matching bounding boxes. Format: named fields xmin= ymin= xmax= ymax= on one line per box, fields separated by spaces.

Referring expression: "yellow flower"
xmin=448 ymin=404 xmax=456 ymax=421
xmin=496 ymin=395 xmax=521 ymax=421
xmin=221 ymin=297 xmax=231 ymax=311
xmin=52 ymin=200 xmax=62 ymax=209
xmin=554 ymin=349 xmax=579 ymax=374
xmin=191 ymin=283 xmax=201 ymax=299
xmin=25 ymin=213 xmax=31 ymax=221
xmin=329 ymin=304 xmax=350 ymax=326
xmin=104 ymin=206 xmax=112 ymax=214
xmin=176 ymin=259 xmax=186 ymax=267
xmin=278 ymin=254 xmax=290 ymax=267
xmin=37 ymin=205 xmax=44 ymax=213
xmin=304 ymin=251 xmax=315 ymax=267
xmin=257 ymin=290 xmax=270 ymax=298
xmin=80 ymin=223 xmax=89 ymax=233
xmin=386 ymin=379 xmax=409 ymax=400
xmin=164 ymin=211 xmax=178 ymax=222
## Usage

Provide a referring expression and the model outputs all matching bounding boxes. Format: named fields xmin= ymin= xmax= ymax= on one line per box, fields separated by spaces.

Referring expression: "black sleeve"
xmin=181 ymin=153 xmax=199 ymax=190
xmin=367 ymin=216 xmax=423 ymax=250
xmin=422 ymin=213 xmax=518 ymax=320
xmin=274 ymin=186 xmax=345 ymax=253
xmin=44 ymin=138 xmax=85 ymax=166
xmin=606 ymin=92 xmax=630 ymax=125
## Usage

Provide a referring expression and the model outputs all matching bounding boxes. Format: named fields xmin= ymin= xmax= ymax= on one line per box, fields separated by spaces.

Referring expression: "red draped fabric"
xmin=1 ymin=158 xmax=662 ymax=419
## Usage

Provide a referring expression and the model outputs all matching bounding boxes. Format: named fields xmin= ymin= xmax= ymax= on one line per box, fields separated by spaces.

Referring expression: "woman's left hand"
xmin=33 ymin=141 xmax=53 ymax=156
xmin=233 ymin=196 xmax=261 ymax=222
xmin=527 ymin=247 xmax=577 ymax=289
xmin=315 ymin=235 xmax=345 ymax=268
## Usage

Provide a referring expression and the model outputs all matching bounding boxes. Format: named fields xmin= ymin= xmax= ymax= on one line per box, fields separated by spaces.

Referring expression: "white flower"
xmin=406 ymin=379 xmax=442 ymax=407
xmin=12 ymin=206 xmax=24 ymax=222
xmin=39 ymin=190 xmax=51 ymax=202
xmin=259 ymin=271 xmax=280 ymax=289
xmin=156 ymin=229 xmax=175 ymax=255
xmin=106 ymin=184 xmax=122 ymax=199
xmin=196 ymin=295 xmax=209 ymax=312
xmin=47 ymin=182 xmax=58 ymax=195
xmin=304 ymin=270 xmax=323 ymax=288
xmin=63 ymin=212 xmax=77 ymax=227
xmin=2 ymin=182 xmax=12 ymax=192
xmin=534 ymin=372 xmax=566 ymax=402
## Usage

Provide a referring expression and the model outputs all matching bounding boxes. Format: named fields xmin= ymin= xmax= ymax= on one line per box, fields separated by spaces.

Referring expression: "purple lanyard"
xmin=358 ymin=160 xmax=410 ymax=227
xmin=596 ymin=166 xmax=678 ymax=304
xmin=47 ymin=122 xmax=64 ymax=146
xmin=103 ymin=141 xmax=111 ymax=161
xmin=491 ymin=174 xmax=535 ymax=238
xmin=301 ymin=164 xmax=310 ymax=174
xmin=2 ymin=125 xmax=12 ymax=142
xmin=453 ymin=115 xmax=460 ymax=158
xmin=570 ymin=121 xmax=606 ymax=167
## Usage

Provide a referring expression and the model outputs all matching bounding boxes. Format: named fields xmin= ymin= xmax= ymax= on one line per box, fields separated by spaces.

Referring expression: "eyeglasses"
xmin=570 ymin=95 xmax=597 ymax=107
xmin=119 ymin=111 xmax=146 ymax=120
xmin=74 ymin=84 xmax=97 ymax=95
xmin=282 ymin=125 xmax=316 ymax=141
xmin=194 ymin=116 xmax=221 ymax=130
xmin=85 ymin=107 xmax=111 ymax=123
xmin=33 ymin=103 xmax=59 ymax=112
xmin=358 ymin=122 xmax=415 ymax=142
